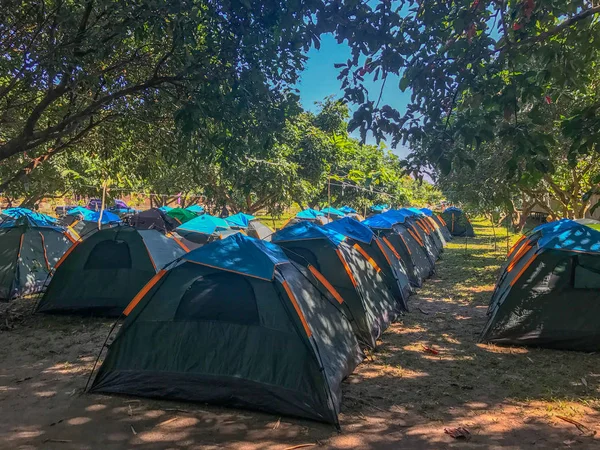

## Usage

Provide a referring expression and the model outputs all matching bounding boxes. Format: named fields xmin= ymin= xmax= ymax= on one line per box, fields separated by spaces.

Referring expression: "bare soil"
xmin=1 ymin=219 xmax=599 ymax=449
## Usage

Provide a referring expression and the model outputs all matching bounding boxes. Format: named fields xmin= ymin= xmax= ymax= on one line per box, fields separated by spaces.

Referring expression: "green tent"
xmin=441 ymin=207 xmax=475 ymax=237
xmin=36 ymin=226 xmax=187 ymax=316
xmin=482 ymin=220 xmax=600 ymax=351
xmin=0 ymin=223 xmax=72 ymax=301
xmin=91 ymin=234 xmax=363 ymax=425
xmin=166 ymin=207 xmax=198 ymax=225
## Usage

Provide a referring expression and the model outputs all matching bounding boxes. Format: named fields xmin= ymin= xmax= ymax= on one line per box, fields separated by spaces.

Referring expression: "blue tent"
xmin=536 ymin=220 xmax=600 ymax=253
xmin=324 ymin=217 xmax=374 ymax=244
xmin=1 ymin=208 xmax=59 ymax=228
xmin=406 ymin=207 xmax=426 ymax=216
xmin=184 ymin=233 xmax=288 ymax=281
xmin=66 ymin=207 xmax=121 ymax=224
xmin=420 ymin=208 xmax=434 ymax=216
xmin=272 ymin=221 xmax=345 ymax=247
xmin=176 ymin=214 xmax=230 ymax=235
xmin=158 ymin=206 xmax=173 ymax=212
xmin=340 ymin=206 xmax=358 ymax=214
xmin=185 ymin=205 xmax=204 ymax=214
xmin=296 ymin=208 xmax=325 ymax=219
xmin=321 ymin=207 xmax=347 ymax=217
xmin=225 ymin=212 xmax=256 ymax=229
xmin=444 ymin=206 xmax=463 ymax=213
xmin=362 ymin=212 xmax=406 ymax=230
xmin=370 ymin=204 xmax=389 ymax=213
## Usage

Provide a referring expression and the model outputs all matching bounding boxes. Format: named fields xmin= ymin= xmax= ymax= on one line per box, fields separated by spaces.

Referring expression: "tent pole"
xmin=98 ymin=180 xmax=107 ymax=230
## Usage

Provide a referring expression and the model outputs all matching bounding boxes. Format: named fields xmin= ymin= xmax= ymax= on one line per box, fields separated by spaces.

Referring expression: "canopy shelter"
xmin=363 ymin=213 xmax=435 ymax=287
xmin=321 ymin=207 xmax=346 ymax=220
xmin=185 ymin=205 xmax=205 ymax=214
xmin=128 ymin=208 xmax=179 ymax=234
xmin=421 ymin=208 xmax=453 ymax=242
xmin=36 ymin=226 xmax=187 ymax=317
xmin=441 ymin=207 xmax=475 ymax=237
xmin=165 ymin=207 xmax=198 ymax=225
xmin=481 ymin=220 xmax=600 ymax=351
xmin=272 ymin=221 xmax=400 ymax=348
xmin=62 ymin=207 xmax=121 ymax=240
xmin=90 ymin=233 xmax=363 ymax=425
xmin=0 ymin=220 xmax=72 ymax=301
xmin=325 ymin=217 xmax=412 ymax=310
xmin=174 ymin=214 xmax=236 ymax=250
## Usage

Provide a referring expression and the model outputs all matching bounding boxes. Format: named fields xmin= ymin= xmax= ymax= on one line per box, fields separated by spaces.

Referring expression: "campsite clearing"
xmin=0 ymin=219 xmax=599 ymax=449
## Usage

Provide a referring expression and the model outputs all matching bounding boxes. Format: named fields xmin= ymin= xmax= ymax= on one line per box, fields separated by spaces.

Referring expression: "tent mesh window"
xmin=573 ymin=255 xmax=600 ymax=289
xmin=175 ymin=272 xmax=259 ymax=325
xmin=84 ymin=240 xmax=133 ymax=270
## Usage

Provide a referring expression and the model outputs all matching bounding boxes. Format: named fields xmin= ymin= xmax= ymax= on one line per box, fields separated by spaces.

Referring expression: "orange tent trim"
xmin=123 ymin=269 xmax=167 ymax=316
xmin=353 ymin=243 xmax=381 ymax=272
xmin=509 ymin=253 xmax=539 ymax=287
xmin=282 ymin=280 xmax=312 ymax=337
xmin=336 ymin=249 xmax=358 ymax=288
xmin=308 ymin=265 xmax=345 ymax=304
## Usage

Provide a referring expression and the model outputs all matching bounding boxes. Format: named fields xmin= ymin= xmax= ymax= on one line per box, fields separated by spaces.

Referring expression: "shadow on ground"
xmin=0 ymin=218 xmax=599 ymax=449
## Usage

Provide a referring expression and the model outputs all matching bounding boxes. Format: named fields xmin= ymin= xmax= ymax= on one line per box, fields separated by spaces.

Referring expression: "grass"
xmin=343 ymin=217 xmax=600 ymax=427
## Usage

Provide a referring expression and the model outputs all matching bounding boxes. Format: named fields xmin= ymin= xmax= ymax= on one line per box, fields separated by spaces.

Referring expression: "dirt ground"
xmin=1 ymin=219 xmax=599 ymax=449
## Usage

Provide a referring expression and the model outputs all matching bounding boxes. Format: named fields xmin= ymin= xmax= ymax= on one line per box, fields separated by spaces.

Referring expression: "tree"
xmin=328 ymin=1 xmax=600 ymax=176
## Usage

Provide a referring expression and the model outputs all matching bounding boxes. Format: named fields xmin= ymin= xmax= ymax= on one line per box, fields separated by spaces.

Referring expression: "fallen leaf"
xmin=445 ymin=426 xmax=471 ymax=440
xmin=131 ymin=425 xmax=137 ymax=435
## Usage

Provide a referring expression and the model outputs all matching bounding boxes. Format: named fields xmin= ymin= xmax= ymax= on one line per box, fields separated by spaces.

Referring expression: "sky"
xmin=296 ymin=34 xmax=412 ymax=157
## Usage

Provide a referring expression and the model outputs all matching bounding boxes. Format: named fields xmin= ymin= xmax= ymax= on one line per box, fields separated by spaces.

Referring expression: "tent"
xmin=158 ymin=206 xmax=173 ymax=212
xmin=0 ymin=219 xmax=72 ymax=301
xmin=370 ymin=204 xmax=389 ymax=213
xmin=325 ymin=217 xmax=412 ymax=310
xmin=1 ymin=208 xmax=58 ymax=227
xmin=225 ymin=212 xmax=256 ymax=228
xmin=392 ymin=209 xmax=443 ymax=259
xmin=340 ymin=206 xmax=358 ymax=214
xmin=575 ymin=218 xmax=600 ymax=231
xmin=321 ymin=207 xmax=346 ymax=220
xmin=363 ymin=212 xmax=435 ymax=287
xmin=90 ymin=233 xmax=363 ymax=425
xmin=62 ymin=207 xmax=121 ymax=240
xmin=226 ymin=213 xmax=273 ymax=241
xmin=481 ymin=220 xmax=600 ymax=351
xmin=272 ymin=221 xmax=400 ymax=348
xmin=185 ymin=205 xmax=205 ymax=214
xmin=421 ymin=208 xmax=453 ymax=242
xmin=287 ymin=209 xmax=330 ymax=226
xmin=128 ymin=208 xmax=179 ymax=234
xmin=166 ymin=207 xmax=198 ymax=225
xmin=36 ymin=226 xmax=187 ymax=316
xmin=174 ymin=214 xmax=235 ymax=249
xmin=441 ymin=207 xmax=475 ymax=237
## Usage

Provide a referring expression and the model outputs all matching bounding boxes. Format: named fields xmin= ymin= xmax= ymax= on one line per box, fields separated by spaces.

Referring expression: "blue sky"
xmin=296 ymin=34 xmax=412 ymax=157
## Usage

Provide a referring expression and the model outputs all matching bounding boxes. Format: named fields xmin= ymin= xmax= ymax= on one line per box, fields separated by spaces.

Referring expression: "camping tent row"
xmin=481 ymin=219 xmax=600 ymax=351
xmin=37 ymin=209 xmax=447 ymax=425
xmin=283 ymin=206 xmax=364 ymax=228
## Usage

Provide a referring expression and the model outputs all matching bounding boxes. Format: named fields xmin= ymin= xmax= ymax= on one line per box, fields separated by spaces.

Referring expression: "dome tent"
xmin=325 ymin=217 xmax=412 ymax=310
xmin=421 ymin=208 xmax=453 ymax=242
xmin=321 ymin=207 xmax=347 ymax=220
xmin=62 ymin=207 xmax=121 ymax=239
xmin=363 ymin=212 xmax=435 ymax=287
xmin=441 ymin=206 xmax=475 ymax=237
xmin=185 ymin=205 xmax=205 ymax=214
xmin=272 ymin=221 xmax=400 ymax=348
xmin=174 ymin=214 xmax=238 ymax=249
xmin=481 ymin=220 xmax=600 ymax=351
xmin=90 ymin=233 xmax=363 ymax=425
xmin=225 ymin=213 xmax=274 ymax=241
xmin=392 ymin=209 xmax=443 ymax=260
xmin=166 ymin=207 xmax=198 ymax=225
xmin=128 ymin=208 xmax=179 ymax=234
xmin=0 ymin=214 xmax=72 ymax=301
xmin=36 ymin=226 xmax=187 ymax=316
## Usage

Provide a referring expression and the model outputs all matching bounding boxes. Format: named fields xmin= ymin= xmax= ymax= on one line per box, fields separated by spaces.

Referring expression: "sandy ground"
xmin=1 ymin=219 xmax=599 ymax=449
